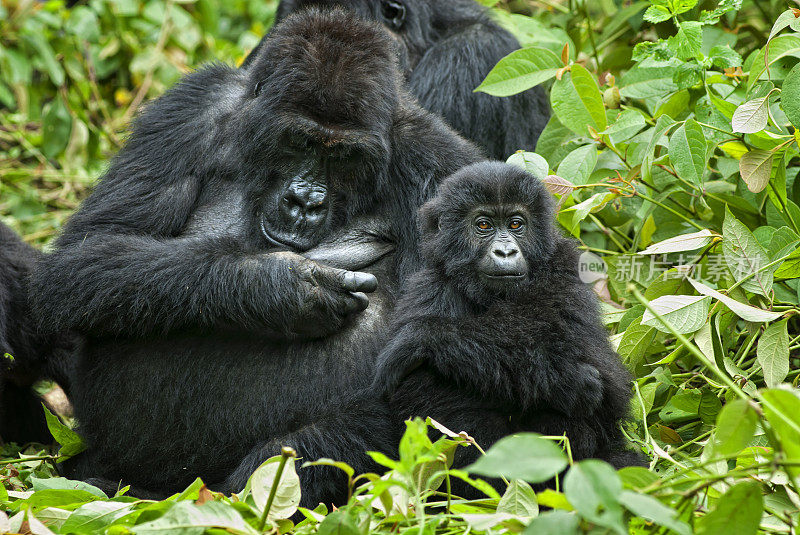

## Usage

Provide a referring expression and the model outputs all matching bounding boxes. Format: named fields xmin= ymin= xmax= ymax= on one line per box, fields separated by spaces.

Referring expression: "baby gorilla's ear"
xmin=417 ymin=198 xmax=442 ymax=236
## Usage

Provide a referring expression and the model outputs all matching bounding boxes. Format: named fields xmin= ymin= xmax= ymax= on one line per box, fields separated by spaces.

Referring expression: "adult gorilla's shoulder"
xmin=249 ymin=0 xmax=550 ymax=159
xmin=32 ymin=7 xmax=482 ymax=506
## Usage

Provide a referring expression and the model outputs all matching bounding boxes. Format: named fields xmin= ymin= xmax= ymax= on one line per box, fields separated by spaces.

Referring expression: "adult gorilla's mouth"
xmin=260 ymin=215 xmax=317 ymax=252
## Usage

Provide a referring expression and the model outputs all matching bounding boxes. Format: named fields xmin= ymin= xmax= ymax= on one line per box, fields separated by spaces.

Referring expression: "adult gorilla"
xmin=244 ymin=0 xmax=550 ymax=159
xmin=31 ymin=9 xmax=482 ymax=506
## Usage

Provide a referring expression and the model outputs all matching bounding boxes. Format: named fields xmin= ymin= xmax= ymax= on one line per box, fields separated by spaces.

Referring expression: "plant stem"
xmin=258 ymin=447 xmax=296 ymax=532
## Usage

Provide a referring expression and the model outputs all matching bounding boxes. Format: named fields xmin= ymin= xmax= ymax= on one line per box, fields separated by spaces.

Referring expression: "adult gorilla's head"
xmin=417 ymin=162 xmax=558 ymax=301
xmin=273 ymin=0 xmax=437 ymax=71
xmin=239 ymin=8 xmax=403 ymax=251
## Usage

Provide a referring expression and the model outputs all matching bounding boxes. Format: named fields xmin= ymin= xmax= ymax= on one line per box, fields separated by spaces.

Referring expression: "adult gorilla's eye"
xmin=509 ymin=218 xmax=525 ymax=230
xmin=475 ymin=218 xmax=492 ymax=231
xmin=381 ymin=0 xmax=406 ymax=30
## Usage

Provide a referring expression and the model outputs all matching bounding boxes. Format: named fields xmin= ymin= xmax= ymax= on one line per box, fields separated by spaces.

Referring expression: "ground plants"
xmin=3 ymin=0 xmax=800 ymax=532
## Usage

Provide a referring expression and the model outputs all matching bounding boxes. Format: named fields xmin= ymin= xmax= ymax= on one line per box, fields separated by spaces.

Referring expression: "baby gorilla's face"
xmin=467 ymin=204 xmax=530 ymax=290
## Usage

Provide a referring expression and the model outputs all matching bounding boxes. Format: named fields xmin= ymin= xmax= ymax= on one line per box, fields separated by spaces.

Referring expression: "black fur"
xmin=245 ymin=0 xmax=550 ymax=159
xmin=0 ymin=223 xmax=73 ymax=444
xmin=372 ymin=162 xmax=640 ymax=497
xmin=31 ymin=9 xmax=483 ymax=507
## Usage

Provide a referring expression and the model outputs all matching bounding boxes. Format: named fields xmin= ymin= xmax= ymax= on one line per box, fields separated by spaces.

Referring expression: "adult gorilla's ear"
xmin=417 ymin=198 xmax=441 ymax=236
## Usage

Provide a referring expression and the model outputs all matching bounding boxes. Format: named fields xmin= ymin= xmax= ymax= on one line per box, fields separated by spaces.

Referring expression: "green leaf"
xmin=767 ymin=9 xmax=800 ymax=44
xmin=757 ymin=319 xmax=790 ymax=387
xmin=748 ymin=34 xmax=800 ymax=92
xmin=732 ymin=97 xmax=770 ymax=134
xmin=641 ymin=295 xmax=710 ymax=334
xmin=688 ymin=278 xmax=783 ymax=322
xmin=619 ymin=491 xmax=690 ymax=535
xmin=695 ymin=481 xmax=763 ymax=535
xmin=41 ymin=98 xmax=73 ymax=160
xmin=556 ymin=144 xmax=597 ymax=186
xmin=475 ymin=47 xmax=562 ymax=97
xmin=668 ymin=119 xmax=707 ymax=186
xmin=711 ymin=398 xmax=757 ymax=457
xmin=564 ymin=460 xmax=625 ymax=535
xmin=603 ymin=109 xmax=647 ymax=144
xmin=43 ymin=405 xmax=86 ymax=457
xmin=506 ymin=151 xmax=549 ymax=179
xmin=467 ymin=434 xmax=568 ymax=483
xmin=132 ymin=502 xmax=256 ymax=534
xmin=249 ymin=457 xmax=301 ymax=521
xmin=551 ymin=64 xmax=607 ymax=136
xmin=722 ymin=208 xmax=773 ymax=296
xmin=643 ymin=5 xmax=672 ymax=23
xmin=667 ymin=21 xmax=703 ymax=60
xmin=738 ymin=149 xmax=774 ymax=193
xmin=640 ymin=229 xmax=715 ymax=254
xmin=616 ymin=317 xmax=656 ymax=372
xmin=61 ymin=501 xmax=134 ymax=534
xmin=522 ymin=511 xmax=580 ymax=535
xmin=709 ymin=45 xmax=743 ymax=69
xmin=761 ymin=389 xmax=800 ymax=479
xmin=497 ymin=480 xmax=538 ymax=517
xmin=780 ymin=62 xmax=800 ymax=128
xmin=642 ymin=115 xmax=677 ymax=182
xmin=317 ymin=510 xmax=361 ymax=535
xmin=620 ymin=65 xmax=679 ymax=99
xmin=774 ymin=248 xmax=800 ymax=278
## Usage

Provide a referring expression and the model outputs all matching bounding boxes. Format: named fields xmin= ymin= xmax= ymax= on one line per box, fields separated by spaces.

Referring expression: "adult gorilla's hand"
xmin=274 ymin=252 xmax=378 ymax=340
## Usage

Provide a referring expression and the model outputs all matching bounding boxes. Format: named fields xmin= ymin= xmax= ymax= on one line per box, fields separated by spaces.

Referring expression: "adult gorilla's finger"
xmin=337 ymin=270 xmax=378 ymax=293
xmin=340 ymin=292 xmax=370 ymax=315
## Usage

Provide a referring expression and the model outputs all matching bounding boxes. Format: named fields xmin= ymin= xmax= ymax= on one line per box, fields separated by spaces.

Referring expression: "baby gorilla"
xmin=373 ymin=161 xmax=640 ymax=496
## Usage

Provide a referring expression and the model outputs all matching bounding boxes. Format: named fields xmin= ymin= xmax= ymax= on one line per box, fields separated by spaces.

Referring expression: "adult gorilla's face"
xmin=240 ymin=8 xmax=401 ymax=251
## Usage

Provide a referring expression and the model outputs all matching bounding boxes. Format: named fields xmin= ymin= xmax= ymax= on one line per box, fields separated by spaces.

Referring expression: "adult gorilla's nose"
xmin=491 ymin=243 xmax=519 ymax=259
xmin=280 ymin=183 xmax=329 ymax=225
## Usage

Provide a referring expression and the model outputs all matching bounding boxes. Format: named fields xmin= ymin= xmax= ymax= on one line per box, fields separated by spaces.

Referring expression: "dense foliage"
xmin=3 ymin=0 xmax=800 ymax=532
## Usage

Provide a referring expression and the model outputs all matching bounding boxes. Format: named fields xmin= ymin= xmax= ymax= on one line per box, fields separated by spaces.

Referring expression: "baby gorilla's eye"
xmin=508 ymin=218 xmax=525 ymax=230
xmin=475 ymin=218 xmax=493 ymax=231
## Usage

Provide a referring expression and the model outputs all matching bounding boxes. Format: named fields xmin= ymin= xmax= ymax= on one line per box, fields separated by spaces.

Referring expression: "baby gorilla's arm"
xmin=373 ymin=312 xmax=603 ymax=415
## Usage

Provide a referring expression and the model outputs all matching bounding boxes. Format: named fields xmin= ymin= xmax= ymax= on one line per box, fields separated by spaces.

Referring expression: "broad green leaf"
xmin=642 ymin=115 xmax=677 ymax=182
xmin=668 ymin=119 xmax=707 ymax=185
xmin=31 ymin=477 xmax=106 ymax=498
xmin=522 ymin=511 xmax=579 ymax=534
xmin=732 ymin=97 xmax=770 ymax=133
xmin=564 ymin=461 xmax=625 ymax=535
xmin=317 ymin=510 xmax=361 ymax=535
xmin=780 ymin=62 xmax=800 ymax=128
xmin=620 ymin=64 xmax=679 ymax=99
xmin=551 ymin=64 xmax=607 ymax=136
xmin=767 ymin=9 xmax=800 ymax=44
xmin=497 ymin=480 xmax=538 ymax=517
xmin=739 ymin=149 xmax=774 ymax=193
xmin=757 ymin=319 xmax=790 ymax=387
xmin=643 ymin=5 xmax=671 ymax=23
xmin=506 ymin=151 xmax=549 ymax=179
xmin=556 ymin=144 xmax=597 ymax=186
xmin=467 ymin=434 xmax=568 ymax=483
xmin=603 ymin=109 xmax=647 ymax=144
xmin=42 ymin=98 xmax=73 ymax=160
xmin=688 ymin=278 xmax=783 ymax=322
xmin=639 ymin=229 xmax=715 ymax=254
xmin=695 ymin=481 xmax=763 ymax=535
xmin=748 ymin=34 xmax=800 ymax=92
xmin=761 ymin=389 xmax=800 ymax=478
xmin=711 ymin=398 xmax=758 ymax=457
xmin=616 ymin=317 xmax=656 ymax=372
xmin=558 ymin=192 xmax=615 ymax=235
xmin=61 ymin=501 xmax=133 ymax=534
xmin=541 ymin=175 xmax=575 ymax=196
xmin=667 ymin=21 xmax=702 ymax=60
xmin=619 ymin=491 xmax=690 ymax=535
xmin=774 ymin=248 xmax=800 ymax=278
xmin=42 ymin=406 xmax=86 ymax=457
xmin=722 ymin=208 xmax=773 ymax=296
xmin=641 ymin=295 xmax=710 ymax=334
xmin=249 ymin=456 xmax=301 ymax=521
xmin=132 ymin=502 xmax=256 ymax=534
xmin=475 ymin=47 xmax=562 ymax=97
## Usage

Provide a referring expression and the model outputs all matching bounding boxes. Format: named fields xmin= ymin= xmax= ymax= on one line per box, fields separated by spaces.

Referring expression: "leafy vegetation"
xmin=3 ymin=0 xmax=800 ymax=533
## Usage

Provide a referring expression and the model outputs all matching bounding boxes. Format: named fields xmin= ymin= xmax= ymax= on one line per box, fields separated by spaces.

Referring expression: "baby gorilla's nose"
xmin=491 ymin=243 xmax=519 ymax=259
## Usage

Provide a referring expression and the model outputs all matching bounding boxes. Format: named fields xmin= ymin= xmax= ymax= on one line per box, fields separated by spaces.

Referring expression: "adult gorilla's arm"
xmin=32 ymin=65 xmax=375 ymax=340
xmin=407 ymin=6 xmax=549 ymax=158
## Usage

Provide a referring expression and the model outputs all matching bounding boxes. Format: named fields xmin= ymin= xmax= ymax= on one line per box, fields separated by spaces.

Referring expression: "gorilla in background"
xmin=244 ymin=0 xmax=550 ymax=159
xmin=31 ymin=8 xmax=483 ymax=506
xmin=0 ymin=223 xmax=73 ymax=444
xmin=372 ymin=162 xmax=641 ymax=497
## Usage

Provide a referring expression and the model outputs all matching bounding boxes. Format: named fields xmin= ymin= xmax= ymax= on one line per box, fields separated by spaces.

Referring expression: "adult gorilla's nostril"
xmin=493 ymin=245 xmax=519 ymax=258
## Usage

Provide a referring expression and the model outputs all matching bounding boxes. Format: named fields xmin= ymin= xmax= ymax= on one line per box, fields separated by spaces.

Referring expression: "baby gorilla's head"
xmin=418 ymin=161 xmax=557 ymax=300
